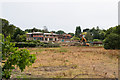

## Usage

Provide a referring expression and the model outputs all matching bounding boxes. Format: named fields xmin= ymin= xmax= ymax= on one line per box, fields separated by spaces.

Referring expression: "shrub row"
xmin=15 ymin=42 xmax=60 ymax=48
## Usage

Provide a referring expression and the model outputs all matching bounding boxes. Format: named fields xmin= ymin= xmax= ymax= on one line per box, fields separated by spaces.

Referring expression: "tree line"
xmin=1 ymin=18 xmax=120 ymax=49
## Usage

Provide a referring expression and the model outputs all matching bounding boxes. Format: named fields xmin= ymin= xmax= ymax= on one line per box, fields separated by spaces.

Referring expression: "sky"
xmin=0 ymin=0 xmax=119 ymax=33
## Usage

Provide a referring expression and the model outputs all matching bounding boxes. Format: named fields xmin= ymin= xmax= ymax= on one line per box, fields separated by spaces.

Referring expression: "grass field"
xmin=11 ymin=46 xmax=119 ymax=78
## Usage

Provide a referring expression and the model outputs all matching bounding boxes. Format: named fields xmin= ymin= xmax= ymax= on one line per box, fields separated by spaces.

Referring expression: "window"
xmin=49 ymin=38 xmax=53 ymax=41
xmin=55 ymin=38 xmax=57 ymax=41
xmin=45 ymin=38 xmax=47 ymax=41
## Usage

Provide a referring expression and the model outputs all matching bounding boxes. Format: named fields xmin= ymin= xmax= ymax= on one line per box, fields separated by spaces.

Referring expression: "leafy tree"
xmin=56 ymin=30 xmax=65 ymax=35
xmin=15 ymin=34 xmax=26 ymax=42
xmin=2 ymin=35 xmax=36 ymax=79
xmin=25 ymin=28 xmax=42 ymax=33
xmin=50 ymin=31 xmax=56 ymax=33
xmin=85 ymin=31 xmax=93 ymax=41
xmin=83 ymin=28 xmax=90 ymax=32
xmin=75 ymin=26 xmax=81 ymax=37
xmin=104 ymin=33 xmax=120 ymax=49
xmin=114 ymin=25 xmax=120 ymax=35
xmin=99 ymin=31 xmax=105 ymax=40
xmin=12 ymin=27 xmax=25 ymax=42
xmin=104 ymin=25 xmax=120 ymax=49
xmin=90 ymin=27 xmax=96 ymax=33
xmin=105 ymin=27 xmax=115 ymax=37
xmin=25 ymin=29 xmax=32 ymax=33
xmin=96 ymin=26 xmax=100 ymax=31
xmin=93 ymin=30 xmax=100 ymax=39
xmin=1 ymin=18 xmax=16 ymax=38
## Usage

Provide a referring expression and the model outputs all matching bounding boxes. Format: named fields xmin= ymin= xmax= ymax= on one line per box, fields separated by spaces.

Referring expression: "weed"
xmin=65 ymin=60 xmax=69 ymax=62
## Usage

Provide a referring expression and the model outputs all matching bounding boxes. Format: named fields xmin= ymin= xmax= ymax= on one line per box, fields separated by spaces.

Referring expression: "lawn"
xmin=11 ymin=46 xmax=119 ymax=78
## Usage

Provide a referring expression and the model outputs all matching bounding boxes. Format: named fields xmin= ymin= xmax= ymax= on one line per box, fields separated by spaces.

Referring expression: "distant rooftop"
xmin=26 ymin=32 xmax=58 ymax=35
xmin=44 ymin=33 xmax=58 ymax=35
xmin=32 ymin=32 xmax=43 ymax=34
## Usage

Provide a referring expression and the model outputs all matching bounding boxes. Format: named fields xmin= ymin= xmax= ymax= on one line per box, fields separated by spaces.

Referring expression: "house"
xmin=26 ymin=32 xmax=58 ymax=42
xmin=26 ymin=32 xmax=72 ymax=42
xmin=58 ymin=34 xmax=72 ymax=42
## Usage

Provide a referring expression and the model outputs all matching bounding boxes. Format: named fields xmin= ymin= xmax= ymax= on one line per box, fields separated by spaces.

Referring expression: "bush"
xmin=2 ymin=35 xmax=36 ymax=79
xmin=104 ymin=33 xmax=120 ymax=49
xmin=71 ymin=36 xmax=80 ymax=40
xmin=15 ymin=42 xmax=60 ymax=48
xmin=93 ymin=39 xmax=101 ymax=42
xmin=15 ymin=42 xmax=36 ymax=48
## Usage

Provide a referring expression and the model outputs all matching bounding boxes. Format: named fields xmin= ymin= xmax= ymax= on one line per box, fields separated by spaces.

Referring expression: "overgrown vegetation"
xmin=1 ymin=35 xmax=36 ymax=79
xmin=104 ymin=25 xmax=120 ymax=49
xmin=15 ymin=40 xmax=60 ymax=48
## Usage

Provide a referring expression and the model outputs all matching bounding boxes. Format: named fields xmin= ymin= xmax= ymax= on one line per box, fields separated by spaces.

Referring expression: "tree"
xmin=15 ymin=34 xmax=26 ymax=42
xmin=93 ymin=31 xmax=100 ymax=39
xmin=25 ymin=28 xmax=42 ymax=33
xmin=1 ymin=18 xmax=16 ymax=38
xmin=114 ymin=25 xmax=120 ymax=35
xmin=96 ymin=26 xmax=100 ymax=31
xmin=12 ymin=27 xmax=25 ymax=42
xmin=85 ymin=31 xmax=93 ymax=41
xmin=99 ymin=31 xmax=105 ymax=40
xmin=104 ymin=33 xmax=120 ymax=49
xmin=2 ymin=35 xmax=36 ymax=79
xmin=83 ymin=28 xmax=90 ymax=32
xmin=43 ymin=26 xmax=48 ymax=33
xmin=50 ymin=31 xmax=56 ymax=33
xmin=75 ymin=26 xmax=81 ymax=37
xmin=105 ymin=27 xmax=115 ymax=37
xmin=104 ymin=25 xmax=120 ymax=49
xmin=56 ymin=30 xmax=65 ymax=35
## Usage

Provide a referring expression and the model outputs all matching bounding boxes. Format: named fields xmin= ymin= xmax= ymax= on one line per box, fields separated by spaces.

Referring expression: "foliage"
xmin=15 ymin=34 xmax=26 ymax=42
xmin=89 ymin=27 xmax=106 ymax=40
xmin=105 ymin=27 xmax=116 ymax=37
xmin=83 ymin=28 xmax=90 ymax=32
xmin=50 ymin=31 xmax=56 ymax=33
xmin=71 ymin=36 xmax=80 ymax=40
xmin=1 ymin=18 xmax=16 ymax=38
xmin=75 ymin=26 xmax=81 ymax=37
xmin=2 ymin=35 xmax=36 ymax=79
xmin=12 ymin=27 xmax=25 ymax=42
xmin=104 ymin=33 xmax=120 ymax=49
xmin=15 ymin=41 xmax=60 ymax=48
xmin=93 ymin=39 xmax=101 ymax=42
xmin=56 ymin=30 xmax=65 ymax=35
xmin=104 ymin=25 xmax=120 ymax=49
xmin=85 ymin=31 xmax=93 ymax=41
xmin=25 ymin=27 xmax=42 ymax=33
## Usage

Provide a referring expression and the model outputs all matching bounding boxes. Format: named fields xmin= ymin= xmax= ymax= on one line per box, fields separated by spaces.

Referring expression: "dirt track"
xmin=12 ymin=46 xmax=119 ymax=78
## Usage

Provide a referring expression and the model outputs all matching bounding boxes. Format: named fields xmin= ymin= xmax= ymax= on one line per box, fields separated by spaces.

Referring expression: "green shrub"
xmin=2 ymin=35 xmax=36 ymax=79
xmin=93 ymin=39 xmax=101 ymax=42
xmin=104 ymin=33 xmax=120 ymax=49
xmin=15 ymin=41 xmax=60 ymax=48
